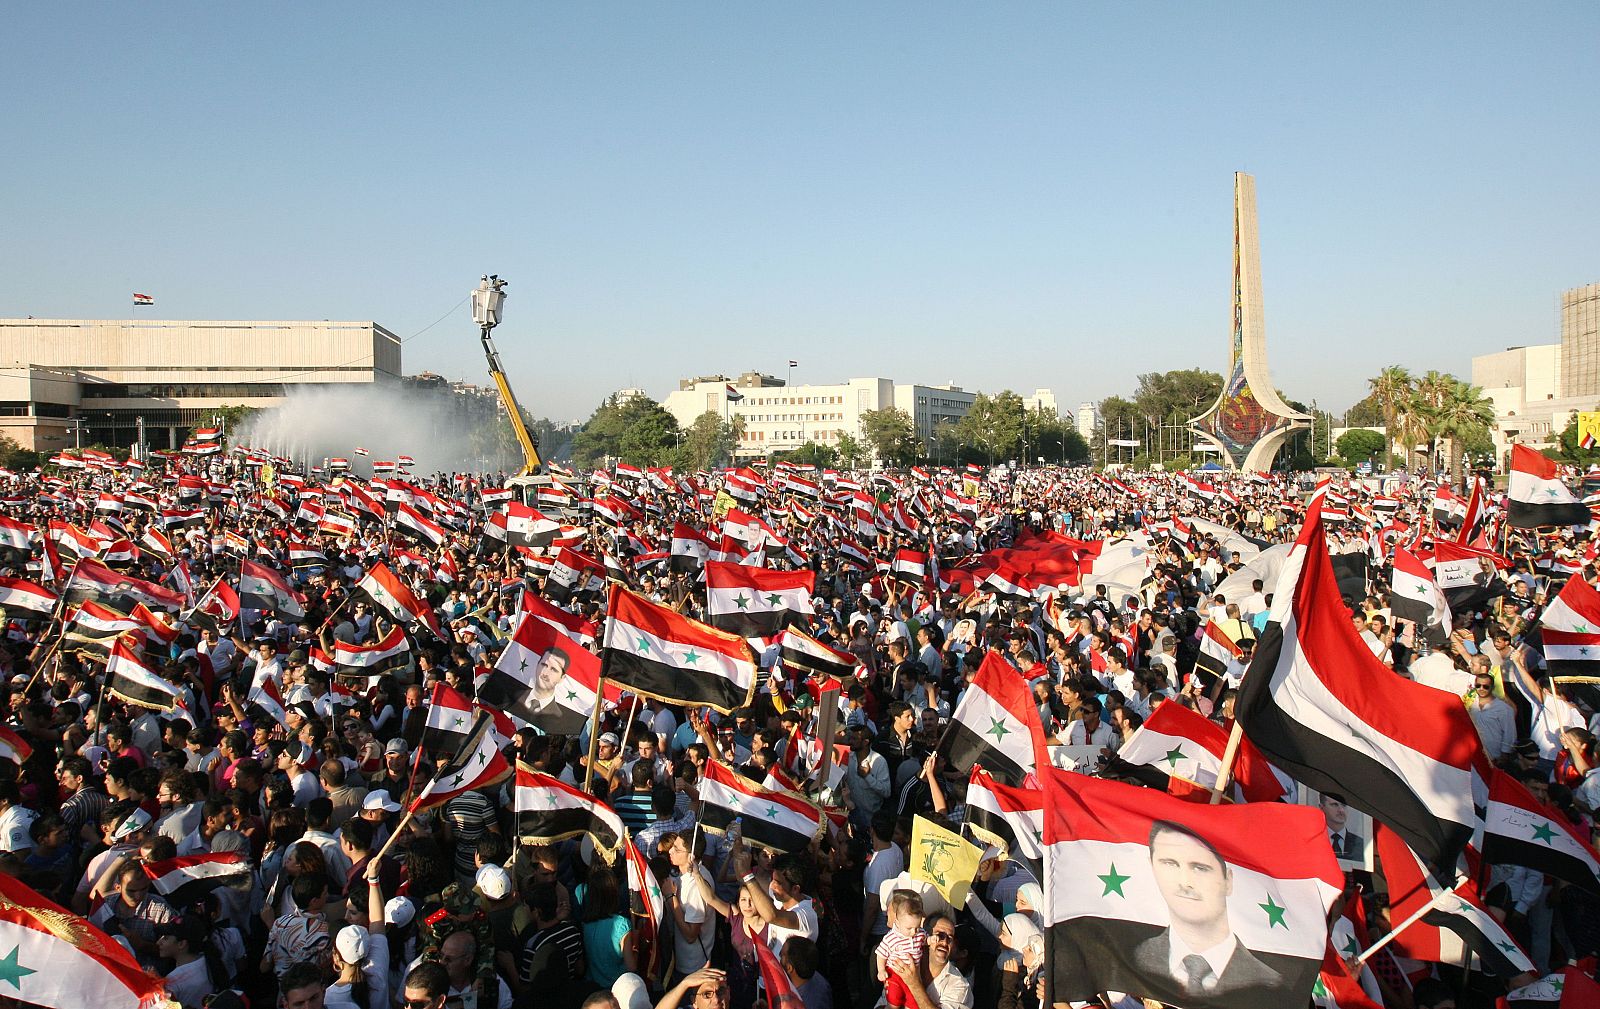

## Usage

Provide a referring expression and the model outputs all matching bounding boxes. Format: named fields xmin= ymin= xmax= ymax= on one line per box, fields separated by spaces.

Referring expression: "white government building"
xmin=660 ymin=371 xmax=980 ymax=459
xmin=0 ymin=318 xmax=400 ymax=453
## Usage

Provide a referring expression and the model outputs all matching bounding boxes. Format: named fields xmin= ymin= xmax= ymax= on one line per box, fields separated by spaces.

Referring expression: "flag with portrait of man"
xmin=478 ymin=611 xmax=616 ymax=735
xmin=1043 ymin=768 xmax=1343 ymax=1009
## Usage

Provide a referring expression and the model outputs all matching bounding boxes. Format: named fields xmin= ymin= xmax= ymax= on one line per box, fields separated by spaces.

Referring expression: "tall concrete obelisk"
xmin=1188 ymin=173 xmax=1309 ymax=472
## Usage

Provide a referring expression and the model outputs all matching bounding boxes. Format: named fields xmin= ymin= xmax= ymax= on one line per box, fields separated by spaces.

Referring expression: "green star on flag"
xmin=985 ymin=716 xmax=1012 ymax=743
xmin=0 ymin=946 xmax=34 ymax=990
xmin=764 ymin=805 xmax=780 ymax=818
xmin=1531 ymin=821 xmax=1559 ymax=844
xmin=683 ymin=650 xmax=701 ymax=665
xmin=733 ymin=594 xmax=751 ymax=610
xmin=1163 ymin=745 xmax=1185 ymax=768
xmin=565 ymin=690 xmax=579 ymax=701
xmin=635 ymin=635 xmax=651 ymax=654
xmin=1098 ymin=864 xmax=1130 ymax=897
xmin=765 ymin=592 xmax=782 ymax=605
xmin=1259 ymin=894 xmax=1287 ymax=929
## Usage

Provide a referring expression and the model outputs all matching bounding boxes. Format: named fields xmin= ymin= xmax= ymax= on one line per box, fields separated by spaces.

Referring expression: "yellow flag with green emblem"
xmin=910 ymin=815 xmax=983 ymax=907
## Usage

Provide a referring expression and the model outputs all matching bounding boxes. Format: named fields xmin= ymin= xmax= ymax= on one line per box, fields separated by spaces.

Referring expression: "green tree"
xmin=773 ymin=441 xmax=839 ymax=467
xmin=954 ymin=392 xmax=1027 ymax=464
xmin=570 ymin=394 xmax=682 ymax=468
xmin=835 ymin=431 xmax=865 ymax=469
xmin=1132 ymin=369 xmax=1225 ymax=427
xmin=860 ymin=408 xmax=920 ymax=466
xmin=681 ymin=411 xmax=741 ymax=471
xmin=1367 ymin=365 xmax=1413 ymax=471
xmin=1552 ymin=413 xmax=1600 ymax=467
xmin=1431 ymin=380 xmax=1496 ymax=488
xmin=1336 ymin=428 xmax=1386 ymax=467
xmin=1094 ymin=396 xmax=1141 ymax=467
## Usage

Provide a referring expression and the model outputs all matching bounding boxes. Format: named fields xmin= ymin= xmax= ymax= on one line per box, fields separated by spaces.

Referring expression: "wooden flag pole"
xmin=581 ymin=676 xmax=607 ymax=795
xmin=370 ymin=803 xmax=420 ymax=864
xmin=1208 ymin=719 xmax=1245 ymax=805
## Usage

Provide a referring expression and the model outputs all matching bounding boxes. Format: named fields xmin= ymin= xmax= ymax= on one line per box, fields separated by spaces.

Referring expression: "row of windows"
xmin=0 ymin=401 xmax=73 ymax=418
xmin=742 ymin=395 xmax=845 ymax=406
xmin=82 ymin=383 xmax=288 ymax=399
xmin=738 ymin=429 xmax=842 ymax=442
xmin=736 ymin=412 xmax=844 ymax=423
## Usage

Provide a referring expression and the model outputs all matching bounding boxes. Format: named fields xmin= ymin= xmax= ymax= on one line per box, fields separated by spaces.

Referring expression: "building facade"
xmin=1021 ymin=389 xmax=1061 ymax=417
xmin=1076 ymin=402 xmax=1098 ymax=439
xmin=0 ymin=318 xmax=401 ymax=452
xmin=659 ymin=371 xmax=974 ymax=459
xmin=1560 ymin=283 xmax=1600 ymax=400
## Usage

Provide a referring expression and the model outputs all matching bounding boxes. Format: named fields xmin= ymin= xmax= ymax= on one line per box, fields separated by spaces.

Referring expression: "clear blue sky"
xmin=4 ymin=3 xmax=1596 ymax=423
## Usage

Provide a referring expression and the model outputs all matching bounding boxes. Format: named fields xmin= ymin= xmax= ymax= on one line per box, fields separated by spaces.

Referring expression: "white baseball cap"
xmin=475 ymin=864 xmax=511 ymax=900
xmin=384 ymin=896 xmax=416 ymax=928
xmin=335 ymin=924 xmax=369 ymax=966
xmin=363 ymin=790 xmax=401 ymax=814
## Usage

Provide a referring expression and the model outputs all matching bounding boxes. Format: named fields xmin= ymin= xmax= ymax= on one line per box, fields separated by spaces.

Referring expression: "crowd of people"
xmin=0 ymin=448 xmax=1595 ymax=1009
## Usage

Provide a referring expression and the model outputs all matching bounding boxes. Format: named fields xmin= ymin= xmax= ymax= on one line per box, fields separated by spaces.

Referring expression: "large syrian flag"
xmin=1236 ymin=486 xmax=1491 ymax=872
xmin=420 ymin=682 xmax=477 ymax=757
xmin=1535 ymin=572 xmax=1600 ymax=676
xmin=238 ymin=559 xmax=305 ymax=621
xmin=936 ymin=650 xmax=1048 ymax=787
xmin=105 ymin=637 xmax=182 ymax=712
xmin=776 ymin=626 xmax=862 ymax=682
xmin=143 ymin=851 xmax=251 ymax=908
xmin=1508 ymin=444 xmax=1590 ymax=528
xmin=544 ymin=546 xmax=605 ymax=607
xmin=395 ymin=501 xmax=447 ymax=549
xmin=0 ymin=576 xmax=56 ymax=616
xmin=1373 ymin=823 xmax=1533 ymax=977
xmin=480 ymin=613 xmax=613 ymax=736
xmin=0 ymin=872 xmax=168 ymax=1009
xmin=64 ymin=558 xmax=184 ymax=614
xmin=1043 ymin=768 xmax=1343 ymax=1009
xmin=705 ymin=561 xmax=813 ymax=638
xmin=964 ymin=766 xmax=1044 ymax=882
xmin=601 ymin=584 xmax=756 ymax=713
xmin=513 ymin=765 xmax=624 ymax=858
xmin=357 ymin=562 xmax=441 ymax=637
xmin=698 ymin=759 xmax=824 ymax=853
xmin=332 ymin=625 xmax=411 ymax=678
xmin=0 ymin=514 xmax=32 ymax=558
xmin=1389 ymin=546 xmax=1451 ymax=646
xmin=670 ymin=522 xmax=715 ymax=573
xmin=1483 ymin=768 xmax=1600 ymax=896
xmin=889 ymin=549 xmax=928 ymax=587
xmin=65 ymin=600 xmax=141 ymax=654
xmin=1116 ymin=701 xmax=1289 ymax=803
xmin=411 ymin=710 xmax=512 ymax=812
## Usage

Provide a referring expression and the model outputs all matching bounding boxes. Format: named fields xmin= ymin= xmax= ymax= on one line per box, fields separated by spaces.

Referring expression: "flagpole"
xmin=581 ymin=676 xmax=608 ymax=794
xmin=1208 ymin=719 xmax=1245 ymax=805
xmin=1352 ymin=877 xmax=1464 ymax=966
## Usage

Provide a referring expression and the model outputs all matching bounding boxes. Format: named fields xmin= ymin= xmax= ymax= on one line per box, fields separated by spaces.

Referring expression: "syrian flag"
xmin=480 ymin=613 xmax=612 ymax=736
xmin=1042 ymin=768 xmax=1343 ymax=1009
xmin=1236 ymin=486 xmax=1491 ymax=872
xmin=356 ymin=562 xmax=441 ymax=637
xmin=963 ymin=766 xmax=1044 ymax=882
xmin=1432 ymin=486 xmax=1466 ymax=530
xmin=889 ymin=549 xmax=928 ymax=587
xmin=1509 ymin=445 xmax=1590 ymax=528
xmin=395 ymin=501 xmax=447 ymax=549
xmin=1311 ymin=951 xmax=1384 ymax=1009
xmin=936 ymin=650 xmax=1048 ymax=787
xmin=246 ymin=675 xmax=288 ymax=730
xmin=0 ymin=872 xmax=167 ymax=1009
xmin=1192 ymin=620 xmax=1245 ymax=691
xmin=1482 ymin=768 xmax=1600 ymax=896
xmin=1373 ymin=824 xmax=1533 ymax=977
xmin=754 ymin=934 xmax=808 ymax=1009
xmin=776 ymin=626 xmax=862 ymax=682
xmin=353 ymin=446 xmax=369 ymax=457
xmin=520 ymin=592 xmax=599 ymax=647
xmin=332 ymin=625 xmax=411 ymax=677
xmin=601 ymin=584 xmax=756 ymax=713
xmin=420 ymin=682 xmax=477 ymax=757
xmin=105 ymin=637 xmax=182 ymax=712
xmin=139 ymin=527 xmax=174 ymax=562
xmin=238 ymin=559 xmax=305 ymax=621
xmin=64 ymin=558 xmax=185 ymax=614
xmin=184 ymin=578 xmax=239 ymax=636
xmin=0 ymin=577 xmax=56 ymax=616
xmin=132 ymin=292 xmax=153 ymax=306
xmin=65 ymin=601 xmax=141 ymax=653
xmin=1389 ymin=546 xmax=1452 ymax=646
xmin=705 ymin=561 xmax=813 ymax=637
xmin=411 ymin=710 xmax=512 ymax=812
xmin=671 ymin=522 xmax=716 ymax=573
xmin=1535 ymin=572 xmax=1600 ymax=675
xmin=697 ymin=759 xmax=824 ymax=853
xmin=513 ymin=766 xmax=624 ymax=857
xmin=0 ymin=725 xmax=33 ymax=766
xmin=0 ymin=514 xmax=31 ymax=556
xmin=143 ymin=851 xmax=250 ymax=908
xmin=287 ymin=540 xmax=327 ymax=568
xmin=1116 ymin=700 xmax=1290 ymax=803
xmin=981 ymin=558 xmax=1035 ymax=602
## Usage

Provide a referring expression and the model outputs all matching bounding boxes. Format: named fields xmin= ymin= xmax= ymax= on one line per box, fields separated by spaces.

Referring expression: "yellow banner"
xmin=1580 ymin=412 xmax=1600 ymax=448
xmin=909 ymin=815 xmax=983 ymax=907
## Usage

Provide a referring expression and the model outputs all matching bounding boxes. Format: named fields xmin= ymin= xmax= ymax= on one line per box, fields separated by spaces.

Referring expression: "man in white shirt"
xmin=665 ymin=831 xmax=718 ymax=977
xmin=1466 ymin=664 xmax=1516 ymax=760
xmin=860 ymin=811 xmax=904 ymax=953
xmin=1065 ymin=699 xmax=1118 ymax=752
xmin=0 ymin=782 xmax=37 ymax=854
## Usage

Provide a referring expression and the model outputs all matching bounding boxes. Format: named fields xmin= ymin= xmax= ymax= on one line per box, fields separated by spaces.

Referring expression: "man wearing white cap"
xmin=326 ymin=860 xmax=391 ymax=1009
xmin=357 ymin=789 xmax=402 ymax=851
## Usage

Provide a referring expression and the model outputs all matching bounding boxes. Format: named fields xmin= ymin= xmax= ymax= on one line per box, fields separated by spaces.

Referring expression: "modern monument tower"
xmin=1188 ymin=173 xmax=1309 ymax=471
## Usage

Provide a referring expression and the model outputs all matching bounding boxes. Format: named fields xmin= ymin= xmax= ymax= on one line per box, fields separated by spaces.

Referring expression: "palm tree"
xmin=1432 ymin=379 xmax=1496 ymax=488
xmin=1368 ymin=365 xmax=1412 ymax=471
xmin=1413 ymin=370 xmax=1456 ymax=473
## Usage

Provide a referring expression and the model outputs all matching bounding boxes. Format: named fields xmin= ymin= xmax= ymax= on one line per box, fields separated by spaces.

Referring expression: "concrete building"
xmin=660 ymin=371 xmax=974 ymax=459
xmin=1021 ymin=389 xmax=1061 ymax=417
xmin=1076 ymin=402 xmax=1098 ymax=438
xmin=0 ymin=318 xmax=400 ymax=452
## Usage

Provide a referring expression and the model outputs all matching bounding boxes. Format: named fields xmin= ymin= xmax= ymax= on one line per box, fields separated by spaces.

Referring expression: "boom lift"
xmin=470 ymin=275 xmax=544 ymax=478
